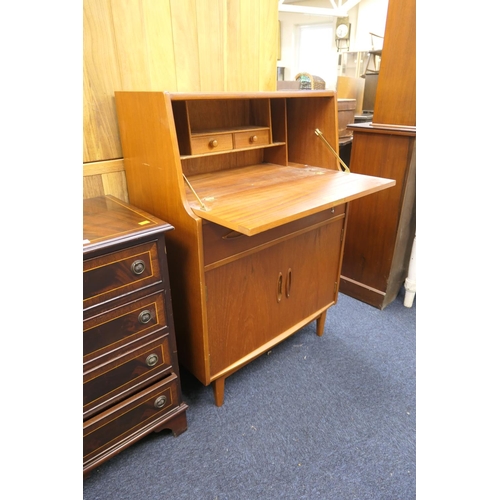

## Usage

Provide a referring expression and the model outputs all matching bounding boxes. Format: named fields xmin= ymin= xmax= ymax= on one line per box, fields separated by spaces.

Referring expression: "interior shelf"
xmin=179 ymin=141 xmax=287 ymax=160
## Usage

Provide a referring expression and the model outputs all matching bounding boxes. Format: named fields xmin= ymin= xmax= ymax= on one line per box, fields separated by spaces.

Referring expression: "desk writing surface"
xmin=184 ymin=163 xmax=395 ymax=236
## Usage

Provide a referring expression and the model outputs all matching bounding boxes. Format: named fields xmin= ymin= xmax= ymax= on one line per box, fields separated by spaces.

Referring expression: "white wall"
xmin=278 ymin=0 xmax=389 ymax=89
xmin=353 ymin=0 xmax=389 ymax=51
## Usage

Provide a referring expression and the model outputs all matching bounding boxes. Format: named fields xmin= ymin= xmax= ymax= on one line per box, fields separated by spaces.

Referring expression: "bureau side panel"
xmin=115 ymin=91 xmax=211 ymax=384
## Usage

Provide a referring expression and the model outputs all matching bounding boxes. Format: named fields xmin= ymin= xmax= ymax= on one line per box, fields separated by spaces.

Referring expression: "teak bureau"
xmin=115 ymin=90 xmax=395 ymax=406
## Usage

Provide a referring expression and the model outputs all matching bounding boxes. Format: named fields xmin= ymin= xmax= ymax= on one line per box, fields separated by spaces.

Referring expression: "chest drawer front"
xmin=83 ymin=375 xmax=179 ymax=466
xmin=190 ymin=133 xmax=233 ymax=155
xmin=84 ymin=241 xmax=163 ymax=309
xmin=233 ymin=128 xmax=270 ymax=149
xmin=203 ymin=204 xmax=346 ymax=267
xmin=84 ymin=291 xmax=167 ymax=362
xmin=83 ymin=334 xmax=172 ymax=419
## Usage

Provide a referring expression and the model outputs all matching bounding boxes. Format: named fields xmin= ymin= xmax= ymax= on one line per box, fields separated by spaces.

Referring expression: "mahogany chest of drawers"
xmin=83 ymin=195 xmax=187 ymax=476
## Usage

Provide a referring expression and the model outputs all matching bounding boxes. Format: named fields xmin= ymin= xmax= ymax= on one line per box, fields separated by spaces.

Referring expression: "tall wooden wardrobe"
xmin=339 ymin=0 xmax=416 ymax=309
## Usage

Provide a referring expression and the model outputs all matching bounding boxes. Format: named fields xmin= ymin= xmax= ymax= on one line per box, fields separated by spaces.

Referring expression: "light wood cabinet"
xmin=339 ymin=0 xmax=416 ymax=309
xmin=340 ymin=124 xmax=416 ymax=309
xmin=115 ymin=90 xmax=395 ymax=405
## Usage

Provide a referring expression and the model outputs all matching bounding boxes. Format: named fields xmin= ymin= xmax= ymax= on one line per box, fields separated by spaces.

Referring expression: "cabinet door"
xmin=279 ymin=218 xmax=344 ymax=331
xmin=205 ymin=242 xmax=282 ymax=376
xmin=205 ymin=218 xmax=344 ymax=377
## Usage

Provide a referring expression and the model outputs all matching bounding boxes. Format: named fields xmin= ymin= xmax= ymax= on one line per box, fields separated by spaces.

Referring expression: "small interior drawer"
xmin=84 ymin=291 xmax=168 ymax=362
xmin=83 ymin=334 xmax=172 ymax=419
xmin=190 ymin=133 xmax=233 ymax=155
xmin=233 ymin=128 xmax=270 ymax=149
xmin=203 ymin=204 xmax=346 ymax=268
xmin=84 ymin=240 xmax=163 ymax=309
xmin=83 ymin=374 xmax=180 ymax=467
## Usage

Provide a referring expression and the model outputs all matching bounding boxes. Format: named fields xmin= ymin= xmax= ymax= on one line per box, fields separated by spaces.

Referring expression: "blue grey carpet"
xmin=83 ymin=287 xmax=416 ymax=499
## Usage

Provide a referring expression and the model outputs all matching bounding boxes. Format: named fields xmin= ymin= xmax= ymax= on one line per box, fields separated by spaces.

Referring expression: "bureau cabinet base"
xmin=210 ymin=310 xmax=328 ymax=406
xmin=83 ymin=404 xmax=188 ymax=477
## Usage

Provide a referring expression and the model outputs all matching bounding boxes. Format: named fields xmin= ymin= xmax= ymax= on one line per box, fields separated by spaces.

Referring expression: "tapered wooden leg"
xmin=212 ymin=377 xmax=225 ymax=407
xmin=316 ymin=310 xmax=327 ymax=337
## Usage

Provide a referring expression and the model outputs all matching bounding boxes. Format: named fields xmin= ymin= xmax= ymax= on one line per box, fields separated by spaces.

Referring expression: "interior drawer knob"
xmin=138 ymin=309 xmax=152 ymax=324
xmin=131 ymin=259 xmax=145 ymax=275
xmin=250 ymin=135 xmax=258 ymax=143
xmin=154 ymin=395 xmax=167 ymax=409
xmin=146 ymin=353 xmax=159 ymax=367
xmin=209 ymin=139 xmax=218 ymax=148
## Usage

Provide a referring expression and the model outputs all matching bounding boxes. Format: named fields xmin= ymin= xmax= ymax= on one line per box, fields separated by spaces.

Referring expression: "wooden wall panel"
xmin=226 ymin=0 xmax=244 ymax=91
xmin=111 ymin=1 xmax=153 ymax=89
xmin=239 ymin=1 xmax=260 ymax=91
xmin=83 ymin=172 xmax=129 ymax=201
xmin=83 ymin=175 xmax=106 ymax=200
xmin=143 ymin=0 xmax=177 ymax=89
xmin=259 ymin=0 xmax=279 ymax=91
xmin=83 ymin=0 xmax=123 ymax=162
xmin=226 ymin=0 xmax=272 ymax=91
xmin=83 ymin=0 xmax=278 ymax=200
xmin=196 ymin=0 xmax=225 ymax=91
xmin=170 ymin=0 xmax=201 ymax=91
xmin=83 ymin=160 xmax=129 ymax=202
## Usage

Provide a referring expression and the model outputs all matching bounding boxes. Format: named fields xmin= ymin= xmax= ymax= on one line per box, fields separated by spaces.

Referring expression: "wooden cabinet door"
xmin=205 ymin=217 xmax=344 ymax=378
xmin=205 ymin=241 xmax=282 ymax=376
xmin=278 ymin=218 xmax=343 ymax=331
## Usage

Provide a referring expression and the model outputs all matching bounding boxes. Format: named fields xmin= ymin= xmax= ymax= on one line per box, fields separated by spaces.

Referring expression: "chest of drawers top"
xmin=83 ymin=195 xmax=173 ymax=254
xmin=83 ymin=196 xmax=174 ymax=313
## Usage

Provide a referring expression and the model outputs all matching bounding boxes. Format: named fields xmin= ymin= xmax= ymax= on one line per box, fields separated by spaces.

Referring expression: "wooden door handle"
xmin=285 ymin=268 xmax=292 ymax=298
xmin=276 ymin=272 xmax=283 ymax=303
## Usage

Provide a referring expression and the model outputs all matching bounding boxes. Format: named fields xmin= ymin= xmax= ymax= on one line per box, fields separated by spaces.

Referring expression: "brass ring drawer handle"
xmin=146 ymin=353 xmax=159 ymax=366
xmin=138 ymin=309 xmax=152 ymax=324
xmin=154 ymin=395 xmax=167 ymax=409
xmin=131 ymin=259 xmax=146 ymax=275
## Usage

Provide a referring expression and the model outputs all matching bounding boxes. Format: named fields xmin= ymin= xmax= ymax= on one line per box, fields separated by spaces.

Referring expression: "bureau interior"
xmin=173 ymin=95 xmax=338 ymax=179
xmin=172 ymin=98 xmax=274 ymax=157
xmin=187 ymin=98 xmax=271 ymax=134
xmin=175 ymin=94 xmax=343 ymax=230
